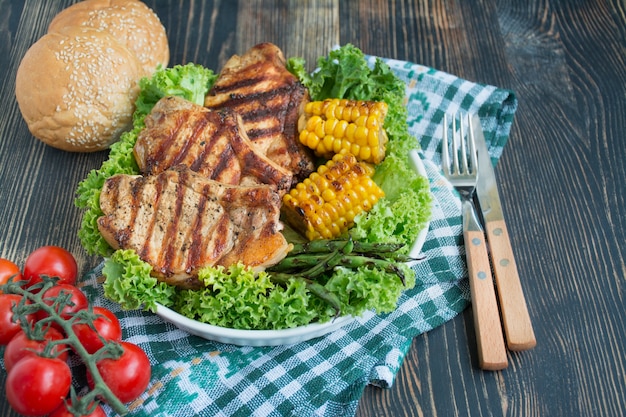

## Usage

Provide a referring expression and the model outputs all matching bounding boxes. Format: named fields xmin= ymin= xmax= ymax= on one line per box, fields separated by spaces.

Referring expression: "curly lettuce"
xmin=101 ymin=250 xmax=410 ymax=329
xmin=176 ymin=265 xmax=320 ymax=330
xmin=102 ymin=249 xmax=176 ymax=311
xmin=326 ymin=263 xmax=415 ymax=314
xmin=134 ymin=63 xmax=217 ymax=116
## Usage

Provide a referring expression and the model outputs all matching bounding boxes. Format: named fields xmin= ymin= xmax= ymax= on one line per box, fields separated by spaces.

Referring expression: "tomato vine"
xmin=1 ymin=274 xmax=148 ymax=416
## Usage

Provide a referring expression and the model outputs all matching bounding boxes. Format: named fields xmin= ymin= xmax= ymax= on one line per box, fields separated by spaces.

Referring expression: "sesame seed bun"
xmin=15 ymin=26 xmax=143 ymax=152
xmin=48 ymin=0 xmax=169 ymax=76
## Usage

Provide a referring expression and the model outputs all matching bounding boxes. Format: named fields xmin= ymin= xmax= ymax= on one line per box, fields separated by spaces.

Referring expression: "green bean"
xmin=296 ymin=239 xmax=354 ymax=279
xmin=267 ymin=238 xmax=410 ymax=312
xmin=267 ymin=254 xmax=329 ymax=272
xmin=270 ymin=253 xmax=407 ymax=284
xmin=288 ymin=239 xmax=405 ymax=256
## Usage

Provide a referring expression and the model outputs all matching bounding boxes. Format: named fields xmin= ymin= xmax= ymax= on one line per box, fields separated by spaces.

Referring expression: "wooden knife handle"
xmin=464 ymin=229 xmax=508 ymax=370
xmin=485 ymin=219 xmax=537 ymax=351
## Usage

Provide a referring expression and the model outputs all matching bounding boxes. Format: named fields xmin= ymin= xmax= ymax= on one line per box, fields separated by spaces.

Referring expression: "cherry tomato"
xmin=6 ymin=355 xmax=71 ymax=416
xmin=0 ymin=258 xmax=22 ymax=293
xmin=37 ymin=283 xmax=89 ymax=322
xmin=88 ymin=341 xmax=151 ymax=404
xmin=4 ymin=326 xmax=68 ymax=372
xmin=49 ymin=399 xmax=107 ymax=417
xmin=0 ymin=294 xmax=35 ymax=345
xmin=73 ymin=306 xmax=122 ymax=354
xmin=23 ymin=246 xmax=78 ymax=289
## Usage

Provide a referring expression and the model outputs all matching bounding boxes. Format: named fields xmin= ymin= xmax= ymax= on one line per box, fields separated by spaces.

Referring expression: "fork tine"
xmin=459 ymin=114 xmax=468 ymax=174
xmin=442 ymin=114 xmax=451 ymax=176
xmin=467 ymin=114 xmax=478 ymax=175
xmin=451 ymin=115 xmax=460 ymax=175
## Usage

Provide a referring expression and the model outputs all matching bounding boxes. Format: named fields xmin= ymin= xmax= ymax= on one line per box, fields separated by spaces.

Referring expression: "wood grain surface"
xmin=1 ymin=1 xmax=624 ymax=416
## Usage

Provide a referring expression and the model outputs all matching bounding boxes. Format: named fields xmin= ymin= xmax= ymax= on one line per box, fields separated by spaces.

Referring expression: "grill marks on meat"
xmin=134 ymin=96 xmax=292 ymax=193
xmin=98 ymin=166 xmax=290 ymax=289
xmin=204 ymin=42 xmax=314 ymax=183
xmin=98 ymin=44 xmax=317 ymax=288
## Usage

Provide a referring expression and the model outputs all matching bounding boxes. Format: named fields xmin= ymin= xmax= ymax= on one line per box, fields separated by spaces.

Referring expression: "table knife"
xmin=472 ymin=114 xmax=536 ymax=351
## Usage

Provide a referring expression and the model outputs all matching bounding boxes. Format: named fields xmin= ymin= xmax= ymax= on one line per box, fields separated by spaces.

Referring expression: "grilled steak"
xmin=204 ymin=42 xmax=315 ymax=183
xmin=97 ymin=165 xmax=291 ymax=289
xmin=134 ymin=96 xmax=292 ymax=194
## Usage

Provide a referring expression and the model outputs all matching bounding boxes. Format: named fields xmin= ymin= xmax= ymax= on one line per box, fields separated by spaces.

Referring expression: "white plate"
xmin=408 ymin=149 xmax=431 ymax=260
xmin=156 ymin=304 xmax=354 ymax=346
xmin=155 ymin=152 xmax=430 ymax=346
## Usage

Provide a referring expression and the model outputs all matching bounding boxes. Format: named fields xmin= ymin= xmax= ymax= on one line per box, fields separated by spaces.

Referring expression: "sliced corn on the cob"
xmin=298 ymin=99 xmax=389 ymax=164
xmin=282 ymin=152 xmax=385 ymax=240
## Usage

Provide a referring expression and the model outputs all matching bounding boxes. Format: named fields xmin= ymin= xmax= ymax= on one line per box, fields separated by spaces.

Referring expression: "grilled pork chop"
xmin=134 ymin=96 xmax=292 ymax=194
xmin=97 ymin=165 xmax=291 ymax=289
xmin=204 ymin=42 xmax=315 ymax=183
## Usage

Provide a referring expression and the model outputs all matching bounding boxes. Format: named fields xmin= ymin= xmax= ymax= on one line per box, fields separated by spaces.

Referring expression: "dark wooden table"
xmin=1 ymin=1 xmax=624 ymax=416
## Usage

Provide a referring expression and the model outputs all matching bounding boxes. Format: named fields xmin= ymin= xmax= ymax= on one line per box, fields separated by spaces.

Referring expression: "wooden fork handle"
xmin=485 ymin=219 xmax=537 ymax=351
xmin=464 ymin=228 xmax=508 ymax=370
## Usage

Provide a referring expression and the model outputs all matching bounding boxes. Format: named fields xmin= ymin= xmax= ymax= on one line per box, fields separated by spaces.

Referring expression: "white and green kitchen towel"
xmin=76 ymin=56 xmax=518 ymax=417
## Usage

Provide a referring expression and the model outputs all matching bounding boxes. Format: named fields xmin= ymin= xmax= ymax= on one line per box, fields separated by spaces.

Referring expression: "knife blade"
xmin=472 ymin=114 xmax=536 ymax=351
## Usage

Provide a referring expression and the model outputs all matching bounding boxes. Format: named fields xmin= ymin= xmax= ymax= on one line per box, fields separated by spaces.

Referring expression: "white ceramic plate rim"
xmin=155 ymin=304 xmax=354 ymax=346
xmin=155 ymin=151 xmax=431 ymax=346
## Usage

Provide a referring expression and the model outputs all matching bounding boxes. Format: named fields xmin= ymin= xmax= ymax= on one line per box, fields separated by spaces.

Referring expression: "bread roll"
xmin=48 ymin=0 xmax=169 ymax=76
xmin=15 ymin=26 xmax=143 ymax=152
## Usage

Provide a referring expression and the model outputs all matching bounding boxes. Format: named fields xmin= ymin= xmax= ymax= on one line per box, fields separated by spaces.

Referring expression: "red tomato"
xmin=0 ymin=294 xmax=35 ymax=345
xmin=37 ymin=283 xmax=89 ymax=322
xmin=49 ymin=399 xmax=107 ymax=417
xmin=6 ymin=356 xmax=71 ymax=416
xmin=4 ymin=326 xmax=68 ymax=372
xmin=23 ymin=246 xmax=78 ymax=289
xmin=73 ymin=306 xmax=122 ymax=354
xmin=0 ymin=258 xmax=22 ymax=293
xmin=89 ymin=341 xmax=151 ymax=404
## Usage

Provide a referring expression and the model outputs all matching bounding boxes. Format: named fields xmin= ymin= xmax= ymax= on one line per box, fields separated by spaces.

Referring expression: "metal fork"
xmin=442 ymin=113 xmax=508 ymax=371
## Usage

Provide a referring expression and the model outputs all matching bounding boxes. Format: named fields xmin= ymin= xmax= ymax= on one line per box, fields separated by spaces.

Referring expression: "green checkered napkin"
xmin=77 ymin=57 xmax=518 ymax=417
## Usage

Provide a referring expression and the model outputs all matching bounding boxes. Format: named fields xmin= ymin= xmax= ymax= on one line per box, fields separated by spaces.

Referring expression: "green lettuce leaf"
xmin=135 ymin=63 xmax=217 ymax=115
xmin=102 ymin=249 xmax=177 ymax=311
xmin=175 ymin=265 xmax=321 ymax=330
xmin=350 ymin=182 xmax=432 ymax=251
xmin=101 ymin=248 xmax=415 ymax=330
xmin=326 ymin=263 xmax=415 ymax=315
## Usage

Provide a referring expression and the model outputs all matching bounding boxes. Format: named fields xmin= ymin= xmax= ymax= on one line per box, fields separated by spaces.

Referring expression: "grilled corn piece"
xmin=298 ymin=99 xmax=389 ymax=164
xmin=282 ymin=152 xmax=385 ymax=240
